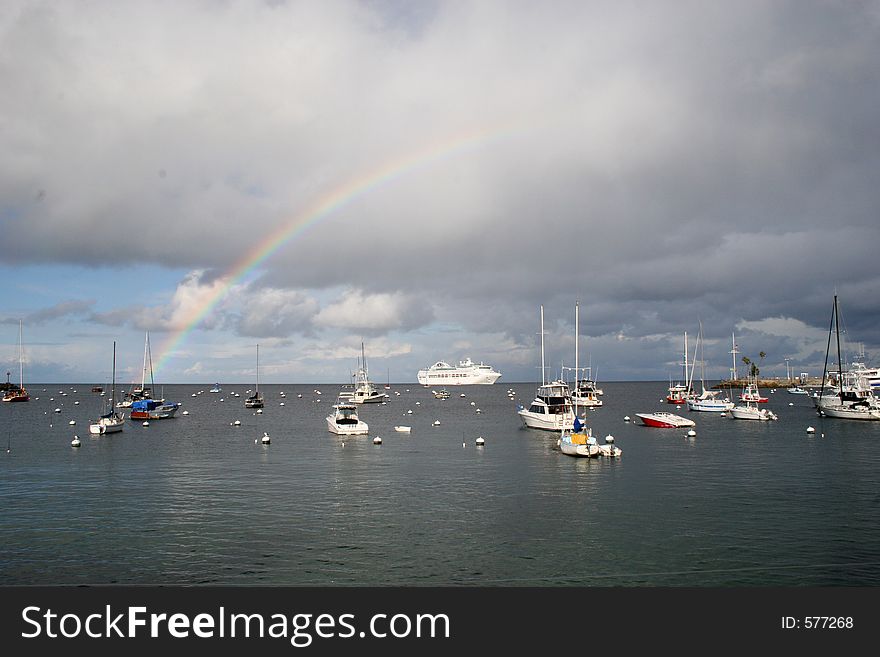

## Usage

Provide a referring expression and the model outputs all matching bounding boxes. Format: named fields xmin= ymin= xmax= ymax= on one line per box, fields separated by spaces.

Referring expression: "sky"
xmin=1 ymin=0 xmax=879 ymax=385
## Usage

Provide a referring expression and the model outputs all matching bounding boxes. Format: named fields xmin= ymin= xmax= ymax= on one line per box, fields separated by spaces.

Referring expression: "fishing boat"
xmin=351 ymin=343 xmax=388 ymax=404
xmin=571 ymin=376 xmax=603 ymax=407
xmin=739 ymin=379 xmax=769 ymax=403
xmin=326 ymin=396 xmax=369 ymax=435
xmin=433 ymin=389 xmax=451 ymax=399
xmin=2 ymin=320 xmax=29 ymax=403
xmin=635 ymin=412 xmax=696 ymax=428
xmin=518 ymin=306 xmax=575 ymax=431
xmin=89 ymin=341 xmax=125 ymax=434
xmin=244 ymin=344 xmax=264 ymax=409
xmin=729 ymin=400 xmax=778 ymax=421
xmin=787 ymin=386 xmax=809 ymax=395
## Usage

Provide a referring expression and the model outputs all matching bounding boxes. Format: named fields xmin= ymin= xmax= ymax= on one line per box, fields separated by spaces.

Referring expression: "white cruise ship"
xmin=417 ymin=358 xmax=501 ymax=386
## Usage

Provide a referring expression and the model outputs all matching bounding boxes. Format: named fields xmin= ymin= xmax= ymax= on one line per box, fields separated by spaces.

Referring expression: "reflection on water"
xmin=2 ymin=382 xmax=879 ymax=586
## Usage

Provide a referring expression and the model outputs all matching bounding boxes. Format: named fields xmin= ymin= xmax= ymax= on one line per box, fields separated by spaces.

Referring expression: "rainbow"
xmin=151 ymin=125 xmax=512 ymax=376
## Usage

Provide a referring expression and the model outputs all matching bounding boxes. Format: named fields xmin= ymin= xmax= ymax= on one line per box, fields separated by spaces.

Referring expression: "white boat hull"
xmin=326 ymin=417 xmax=370 ymax=434
xmin=687 ymin=399 xmax=734 ymax=412
xmin=518 ymin=408 xmax=574 ymax=431
xmin=559 ymin=440 xmax=599 ymax=457
xmin=818 ymin=404 xmax=880 ymax=420
xmin=729 ymin=406 xmax=777 ymax=421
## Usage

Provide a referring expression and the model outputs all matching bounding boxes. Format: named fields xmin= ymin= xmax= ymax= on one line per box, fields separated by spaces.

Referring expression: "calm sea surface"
xmin=2 ymin=381 xmax=879 ymax=586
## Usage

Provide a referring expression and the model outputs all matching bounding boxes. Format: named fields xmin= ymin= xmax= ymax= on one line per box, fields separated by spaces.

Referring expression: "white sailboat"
xmin=686 ymin=323 xmax=734 ymax=412
xmin=815 ymin=295 xmax=880 ymax=421
xmin=2 ymin=320 xmax=29 ymax=403
xmin=90 ymin=341 xmax=125 ymax=434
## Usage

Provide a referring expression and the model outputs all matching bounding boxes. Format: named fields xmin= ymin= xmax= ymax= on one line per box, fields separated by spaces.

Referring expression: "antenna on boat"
xmin=729 ymin=332 xmax=739 ymax=382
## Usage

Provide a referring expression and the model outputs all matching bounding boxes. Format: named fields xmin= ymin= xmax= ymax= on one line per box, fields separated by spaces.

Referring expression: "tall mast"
xmin=111 ymin=341 xmax=117 ymax=409
xmin=141 ymin=332 xmax=148 ymax=391
xmin=834 ymin=295 xmax=843 ymax=400
xmin=575 ymin=301 xmax=579 ymax=385
xmin=147 ymin=332 xmax=155 ymax=390
xmin=540 ymin=305 xmax=546 ymax=386
xmin=256 ymin=343 xmax=260 ymax=393
xmin=574 ymin=301 xmax=579 ymax=414
xmin=18 ymin=319 xmax=23 ymax=389
xmin=683 ymin=331 xmax=688 ymax=385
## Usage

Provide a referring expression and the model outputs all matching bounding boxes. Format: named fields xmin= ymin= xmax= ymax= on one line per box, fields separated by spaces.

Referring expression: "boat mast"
xmin=818 ymin=296 xmax=835 ymax=402
xmin=574 ymin=301 xmax=579 ymax=416
xmin=834 ymin=295 xmax=843 ymax=401
xmin=683 ymin=331 xmax=688 ymax=387
xmin=18 ymin=320 xmax=23 ymax=390
xmin=540 ymin=305 xmax=546 ymax=386
xmin=111 ymin=341 xmax=117 ymax=410
xmin=141 ymin=332 xmax=148 ymax=392
xmin=730 ymin=332 xmax=738 ymax=382
xmin=256 ymin=343 xmax=260 ymax=395
xmin=147 ymin=332 xmax=155 ymax=391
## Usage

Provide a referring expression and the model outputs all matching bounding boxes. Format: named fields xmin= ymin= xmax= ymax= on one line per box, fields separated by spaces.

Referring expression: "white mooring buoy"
xmin=261 ymin=432 xmax=271 ymax=444
xmin=476 ymin=436 xmax=485 ymax=446
xmin=373 ymin=436 xmax=382 ymax=445
xmin=71 ymin=436 xmax=81 ymax=447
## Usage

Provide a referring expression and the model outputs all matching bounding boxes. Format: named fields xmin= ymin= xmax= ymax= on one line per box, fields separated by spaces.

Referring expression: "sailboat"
xmin=518 ymin=305 xmax=575 ymax=431
xmin=245 ymin=344 xmax=264 ymax=409
xmin=686 ymin=322 xmax=734 ymax=412
xmin=666 ymin=332 xmax=689 ymax=404
xmin=89 ymin=341 xmax=125 ymax=434
xmin=130 ymin=332 xmax=180 ymax=420
xmin=815 ymin=295 xmax=880 ymax=420
xmin=2 ymin=320 xmax=29 ymax=403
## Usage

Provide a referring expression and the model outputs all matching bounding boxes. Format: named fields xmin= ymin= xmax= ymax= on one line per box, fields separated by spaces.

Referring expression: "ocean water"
xmin=2 ymin=381 xmax=879 ymax=586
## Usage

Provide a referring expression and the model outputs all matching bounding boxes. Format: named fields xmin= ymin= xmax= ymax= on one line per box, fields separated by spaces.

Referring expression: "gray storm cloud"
xmin=1 ymin=0 xmax=879 ymax=380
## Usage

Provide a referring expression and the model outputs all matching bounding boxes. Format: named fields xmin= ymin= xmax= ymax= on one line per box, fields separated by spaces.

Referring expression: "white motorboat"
xmin=326 ymin=398 xmax=369 ymax=435
xmin=519 ymin=381 xmax=575 ymax=431
xmin=417 ymin=357 xmax=501 ymax=386
xmin=518 ymin=306 xmax=575 ymax=431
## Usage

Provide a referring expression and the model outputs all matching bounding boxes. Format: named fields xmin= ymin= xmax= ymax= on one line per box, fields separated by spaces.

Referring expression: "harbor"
xmin=3 ymin=380 xmax=879 ymax=586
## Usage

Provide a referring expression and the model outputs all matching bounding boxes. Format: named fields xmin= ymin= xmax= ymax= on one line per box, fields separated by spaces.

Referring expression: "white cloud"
xmin=314 ymin=289 xmax=433 ymax=333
